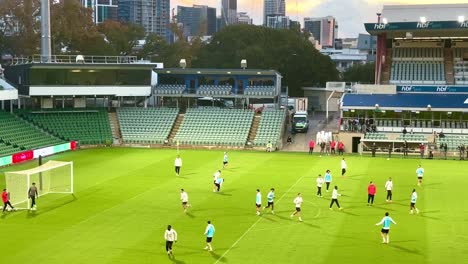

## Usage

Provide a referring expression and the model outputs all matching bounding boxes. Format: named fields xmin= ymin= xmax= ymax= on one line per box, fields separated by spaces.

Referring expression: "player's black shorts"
xmin=381 ymin=229 xmax=389 ymax=234
xmin=342 ymin=168 xmax=346 ymax=175
xmin=418 ymin=177 xmax=423 ymax=180
xmin=267 ymin=202 xmax=274 ymax=206
xmin=256 ymin=203 xmax=261 ymax=208
xmin=206 ymin=237 xmax=213 ymax=242
xmin=223 ymin=161 xmax=228 ymax=165
xmin=295 ymin=207 xmax=301 ymax=212
xmin=182 ymin=202 xmax=187 ymax=205
xmin=410 ymin=202 xmax=415 ymax=207
xmin=215 ymin=183 xmax=220 ymax=188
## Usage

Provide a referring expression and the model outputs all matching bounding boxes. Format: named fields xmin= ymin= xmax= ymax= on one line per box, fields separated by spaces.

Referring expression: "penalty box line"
xmin=214 ymin=175 xmax=306 ymax=264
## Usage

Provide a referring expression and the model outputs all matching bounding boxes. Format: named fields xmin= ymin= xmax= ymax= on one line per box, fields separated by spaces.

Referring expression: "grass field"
xmin=0 ymin=148 xmax=467 ymax=264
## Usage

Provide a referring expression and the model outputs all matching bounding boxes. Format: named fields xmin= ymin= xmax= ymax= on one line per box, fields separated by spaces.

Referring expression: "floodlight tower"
xmin=41 ymin=0 xmax=51 ymax=62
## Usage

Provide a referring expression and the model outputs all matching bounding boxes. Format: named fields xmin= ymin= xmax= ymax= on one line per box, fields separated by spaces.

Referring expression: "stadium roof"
xmin=154 ymin=68 xmax=282 ymax=77
xmin=342 ymin=93 xmax=468 ymax=111
xmin=0 ymin=78 xmax=18 ymax=100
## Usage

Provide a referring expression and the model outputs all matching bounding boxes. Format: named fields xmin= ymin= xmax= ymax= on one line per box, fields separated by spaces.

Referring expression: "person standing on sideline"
xmin=375 ymin=212 xmax=397 ymax=244
xmin=28 ymin=182 xmax=38 ymax=210
xmin=308 ymin=139 xmax=315 ymax=155
xmin=164 ymin=225 xmax=178 ymax=255
xmin=316 ymin=174 xmax=324 ymax=197
xmin=410 ymin=189 xmax=420 ymax=214
xmin=419 ymin=143 xmax=425 ymax=159
xmin=290 ymin=193 xmax=303 ymax=222
xmin=331 ymin=140 xmax=336 ymax=154
xmin=388 ymin=144 xmax=392 ymax=159
xmin=204 ymin=221 xmax=215 ymax=251
xmin=180 ymin=189 xmax=190 ymax=213
xmin=403 ymin=141 xmax=409 ymax=157
xmin=2 ymin=188 xmax=15 ymax=213
xmin=385 ymin=177 xmax=393 ymax=202
xmin=266 ymin=141 xmax=273 ymax=152
xmin=341 ymin=158 xmax=347 ymax=177
xmin=213 ymin=170 xmax=221 ymax=192
xmin=223 ymin=152 xmax=229 ymax=168
xmin=319 ymin=142 xmax=325 ymax=157
xmin=416 ymin=164 xmax=424 ymax=186
xmin=371 ymin=143 xmax=377 ymax=157
xmin=255 ymin=189 xmax=262 ymax=216
xmin=174 ymin=155 xmax=182 ymax=176
xmin=324 ymin=170 xmax=332 ymax=192
xmin=264 ymin=188 xmax=275 ymax=214
xmin=329 ymin=186 xmax=343 ymax=210
xmin=338 ymin=141 xmax=345 ymax=155
xmin=367 ymin=181 xmax=376 ymax=206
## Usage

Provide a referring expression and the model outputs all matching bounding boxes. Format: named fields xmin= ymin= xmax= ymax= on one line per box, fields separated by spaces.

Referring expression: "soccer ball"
xmin=7 ymin=207 xmax=12 ymax=212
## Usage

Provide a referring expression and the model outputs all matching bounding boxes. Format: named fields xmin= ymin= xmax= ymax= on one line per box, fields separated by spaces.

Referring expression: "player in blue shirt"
xmin=324 ymin=170 xmax=332 ymax=192
xmin=255 ymin=189 xmax=262 ymax=216
xmin=416 ymin=165 xmax=424 ymax=186
xmin=263 ymin=188 xmax=275 ymax=214
xmin=223 ymin=152 xmax=229 ymax=168
xmin=204 ymin=221 xmax=215 ymax=251
xmin=375 ymin=212 xmax=397 ymax=244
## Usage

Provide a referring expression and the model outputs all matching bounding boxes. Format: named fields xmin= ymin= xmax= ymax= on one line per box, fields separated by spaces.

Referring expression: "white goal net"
xmin=5 ymin=160 xmax=73 ymax=209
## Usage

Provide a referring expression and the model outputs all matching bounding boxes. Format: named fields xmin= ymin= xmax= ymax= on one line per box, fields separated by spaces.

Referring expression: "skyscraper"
xmin=304 ymin=16 xmax=338 ymax=49
xmin=237 ymin=12 xmax=252 ymax=25
xmin=222 ymin=0 xmax=237 ymax=26
xmin=263 ymin=0 xmax=285 ymax=26
xmin=81 ymin=0 xmax=118 ymax=24
xmin=177 ymin=5 xmax=217 ymax=38
xmin=118 ymin=0 xmax=170 ymax=41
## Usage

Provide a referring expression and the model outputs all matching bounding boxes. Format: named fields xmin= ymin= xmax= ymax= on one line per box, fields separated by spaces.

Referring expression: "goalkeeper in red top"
xmin=2 ymin=188 xmax=15 ymax=213
xmin=28 ymin=183 xmax=38 ymax=210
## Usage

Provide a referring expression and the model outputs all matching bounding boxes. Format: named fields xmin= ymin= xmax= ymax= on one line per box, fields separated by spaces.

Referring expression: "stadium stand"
xmin=154 ymin=84 xmax=186 ymax=95
xmin=244 ymin=86 xmax=276 ymax=96
xmin=16 ymin=109 xmax=112 ymax=145
xmin=454 ymin=48 xmax=468 ymax=85
xmin=174 ymin=108 xmax=254 ymax=146
xmin=117 ymin=108 xmax=178 ymax=144
xmin=0 ymin=111 xmax=65 ymax=154
xmin=253 ymin=110 xmax=285 ymax=147
xmin=364 ymin=132 xmax=389 ymax=140
xmin=197 ymin=85 xmax=232 ymax=96
xmin=438 ymin=134 xmax=468 ymax=151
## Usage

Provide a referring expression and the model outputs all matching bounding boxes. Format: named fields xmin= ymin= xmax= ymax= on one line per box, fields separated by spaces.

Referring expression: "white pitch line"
xmin=213 ymin=175 xmax=305 ymax=264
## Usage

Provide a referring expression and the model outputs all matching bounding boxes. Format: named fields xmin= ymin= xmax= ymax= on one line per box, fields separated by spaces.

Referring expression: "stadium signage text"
xmin=461 ymin=21 xmax=468 ymax=28
xmin=397 ymin=85 xmax=468 ymax=93
xmin=0 ymin=141 xmax=76 ymax=167
xmin=374 ymin=23 xmax=387 ymax=30
xmin=416 ymin=22 xmax=431 ymax=29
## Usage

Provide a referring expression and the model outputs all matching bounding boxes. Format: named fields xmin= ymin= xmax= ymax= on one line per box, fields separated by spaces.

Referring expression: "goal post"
xmin=5 ymin=160 xmax=74 ymax=209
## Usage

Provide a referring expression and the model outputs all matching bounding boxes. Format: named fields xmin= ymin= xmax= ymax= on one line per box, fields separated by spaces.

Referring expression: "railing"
xmin=13 ymin=55 xmax=140 ymax=65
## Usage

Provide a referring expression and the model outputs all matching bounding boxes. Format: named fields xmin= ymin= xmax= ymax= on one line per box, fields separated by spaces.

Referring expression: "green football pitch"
xmin=0 ymin=148 xmax=467 ymax=264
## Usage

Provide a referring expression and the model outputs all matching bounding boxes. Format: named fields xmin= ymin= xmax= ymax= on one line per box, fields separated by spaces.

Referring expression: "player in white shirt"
xmin=174 ymin=155 xmax=182 ymax=176
xmin=213 ymin=170 xmax=221 ymax=192
xmin=255 ymin=189 xmax=262 ymax=215
xmin=164 ymin=225 xmax=178 ymax=255
xmin=290 ymin=193 xmax=303 ymax=222
xmin=316 ymin=174 xmax=324 ymax=197
xmin=416 ymin=165 xmax=424 ymax=186
xmin=384 ymin=177 xmax=393 ymax=202
xmin=341 ymin=158 xmax=347 ymax=177
xmin=410 ymin=189 xmax=419 ymax=214
xmin=180 ymin=189 xmax=190 ymax=213
xmin=329 ymin=186 xmax=342 ymax=210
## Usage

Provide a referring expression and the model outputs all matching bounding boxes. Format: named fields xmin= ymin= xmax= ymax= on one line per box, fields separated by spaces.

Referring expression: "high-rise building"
xmin=237 ymin=12 xmax=252 ymax=25
xmin=266 ymin=15 xmax=290 ymax=29
xmin=263 ymin=0 xmax=285 ymax=25
xmin=304 ymin=16 xmax=338 ymax=49
xmin=81 ymin=0 xmax=118 ymax=24
xmin=222 ymin=0 xmax=237 ymax=26
xmin=118 ymin=0 xmax=170 ymax=41
xmin=177 ymin=5 xmax=217 ymax=38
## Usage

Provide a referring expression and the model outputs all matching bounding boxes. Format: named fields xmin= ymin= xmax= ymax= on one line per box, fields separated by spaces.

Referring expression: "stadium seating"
xmin=244 ymin=86 xmax=276 ymax=96
xmin=396 ymin=134 xmax=427 ymax=142
xmin=117 ymin=108 xmax=178 ymax=144
xmin=197 ymin=85 xmax=232 ymax=96
xmin=392 ymin=47 xmax=444 ymax=61
xmin=454 ymin=61 xmax=468 ymax=85
xmin=438 ymin=134 xmax=468 ymax=151
xmin=17 ymin=109 xmax=112 ymax=145
xmin=154 ymin=84 xmax=186 ymax=95
xmin=364 ymin=133 xmax=389 ymax=140
xmin=174 ymin=108 xmax=254 ymax=146
xmin=0 ymin=111 xmax=65 ymax=155
xmin=254 ymin=110 xmax=285 ymax=147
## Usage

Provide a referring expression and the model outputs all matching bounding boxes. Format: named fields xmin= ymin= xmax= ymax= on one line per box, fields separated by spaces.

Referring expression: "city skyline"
xmin=174 ymin=0 xmax=468 ymax=37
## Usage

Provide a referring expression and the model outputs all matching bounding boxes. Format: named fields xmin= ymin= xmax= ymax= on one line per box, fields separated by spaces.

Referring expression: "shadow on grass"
xmin=216 ymin=192 xmax=232 ymax=196
xmin=185 ymin=212 xmax=195 ymax=219
xmin=168 ymin=254 xmax=186 ymax=264
xmin=210 ymin=250 xmax=227 ymax=262
xmin=26 ymin=195 xmax=77 ymax=218
xmin=388 ymin=244 xmax=423 ymax=255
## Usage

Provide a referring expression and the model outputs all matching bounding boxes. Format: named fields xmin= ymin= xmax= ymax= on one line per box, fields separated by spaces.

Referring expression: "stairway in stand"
xmin=444 ymin=48 xmax=454 ymax=85
xmin=108 ymin=112 xmax=122 ymax=145
xmin=168 ymin=114 xmax=185 ymax=143
xmin=247 ymin=113 xmax=261 ymax=144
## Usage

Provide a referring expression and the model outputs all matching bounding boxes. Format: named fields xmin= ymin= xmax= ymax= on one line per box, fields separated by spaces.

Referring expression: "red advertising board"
xmin=12 ymin=150 xmax=34 ymax=164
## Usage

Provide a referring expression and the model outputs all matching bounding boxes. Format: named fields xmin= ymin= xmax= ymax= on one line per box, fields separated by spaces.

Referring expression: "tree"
xmin=193 ymin=25 xmax=339 ymax=96
xmin=342 ymin=63 xmax=375 ymax=84
xmin=98 ymin=21 xmax=145 ymax=55
xmin=138 ymin=33 xmax=169 ymax=62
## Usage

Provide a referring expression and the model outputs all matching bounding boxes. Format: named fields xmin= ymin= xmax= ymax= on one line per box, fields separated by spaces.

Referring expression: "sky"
xmin=173 ymin=0 xmax=468 ymax=38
